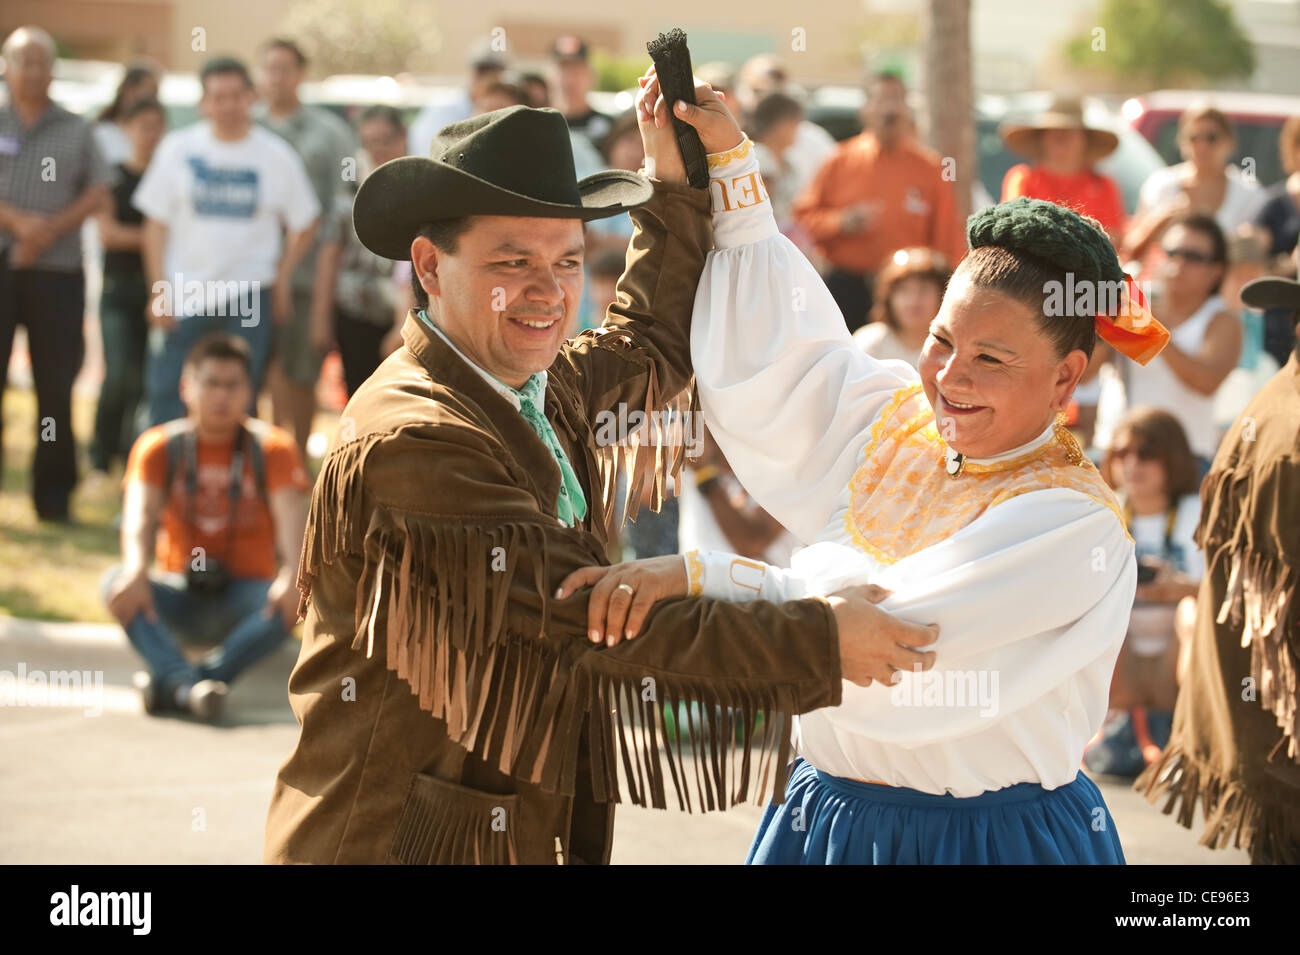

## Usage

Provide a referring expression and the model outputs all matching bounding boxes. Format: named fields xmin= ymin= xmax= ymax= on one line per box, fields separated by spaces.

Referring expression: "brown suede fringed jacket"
xmin=263 ymin=178 xmax=843 ymax=865
xmin=1136 ymin=349 xmax=1300 ymax=864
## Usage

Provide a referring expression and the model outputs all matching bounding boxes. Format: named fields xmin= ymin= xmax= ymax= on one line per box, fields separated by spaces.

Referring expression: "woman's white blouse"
xmin=688 ymin=141 xmax=1138 ymax=797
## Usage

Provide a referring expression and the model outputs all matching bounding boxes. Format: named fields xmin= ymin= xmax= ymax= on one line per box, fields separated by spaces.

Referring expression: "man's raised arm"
xmin=554 ymin=73 xmax=745 ymax=518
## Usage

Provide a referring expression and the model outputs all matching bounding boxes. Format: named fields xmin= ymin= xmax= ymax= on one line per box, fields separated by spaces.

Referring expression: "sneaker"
xmin=1083 ymin=710 xmax=1145 ymax=778
xmin=133 ymin=670 xmax=166 ymax=716
xmin=187 ymin=679 xmax=228 ymax=723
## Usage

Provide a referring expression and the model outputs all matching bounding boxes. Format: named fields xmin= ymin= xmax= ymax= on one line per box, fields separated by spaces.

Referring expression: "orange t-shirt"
xmin=791 ymin=132 xmax=967 ymax=275
xmin=123 ymin=420 xmax=310 ymax=579
xmin=1000 ymin=163 xmax=1126 ymax=234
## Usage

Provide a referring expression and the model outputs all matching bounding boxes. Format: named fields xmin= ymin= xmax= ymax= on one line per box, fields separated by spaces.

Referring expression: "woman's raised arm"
xmin=689 ymin=142 xmax=917 ymax=543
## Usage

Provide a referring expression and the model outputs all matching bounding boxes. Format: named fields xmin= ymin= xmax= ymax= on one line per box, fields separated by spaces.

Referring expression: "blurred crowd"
xmin=1 ymin=19 xmax=1297 ymax=755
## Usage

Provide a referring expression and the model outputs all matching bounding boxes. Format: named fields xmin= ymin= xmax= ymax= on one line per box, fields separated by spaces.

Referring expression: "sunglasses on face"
xmin=1163 ymin=246 xmax=1216 ymax=265
xmin=1114 ymin=443 xmax=1158 ymax=461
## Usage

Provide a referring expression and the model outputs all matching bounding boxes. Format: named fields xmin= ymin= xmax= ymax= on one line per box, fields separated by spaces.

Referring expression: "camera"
xmin=187 ymin=557 xmax=231 ymax=594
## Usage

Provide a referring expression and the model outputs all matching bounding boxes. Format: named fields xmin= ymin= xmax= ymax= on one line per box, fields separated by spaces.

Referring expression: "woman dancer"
xmin=560 ymin=71 xmax=1169 ymax=864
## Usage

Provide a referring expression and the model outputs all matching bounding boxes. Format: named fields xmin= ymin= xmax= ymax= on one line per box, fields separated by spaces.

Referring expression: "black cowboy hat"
xmin=1241 ymin=275 xmax=1300 ymax=314
xmin=353 ymin=105 xmax=652 ymax=260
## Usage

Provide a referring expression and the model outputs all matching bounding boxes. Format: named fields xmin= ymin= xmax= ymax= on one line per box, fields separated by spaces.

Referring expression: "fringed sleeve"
xmin=298 ymin=425 xmax=842 ymax=814
xmin=1198 ymin=458 xmax=1300 ymax=758
xmin=1136 ymin=432 xmax=1300 ymax=864
xmin=556 ymin=177 xmax=712 ymax=525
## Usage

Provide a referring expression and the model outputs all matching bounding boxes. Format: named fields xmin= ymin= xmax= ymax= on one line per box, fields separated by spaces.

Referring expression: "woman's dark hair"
xmin=98 ymin=65 xmax=158 ymax=123
xmin=410 ymin=218 xmax=474 ymax=308
xmin=961 ymin=197 xmax=1125 ymax=360
xmin=1177 ymin=105 xmax=1234 ymax=144
xmin=1102 ymin=406 xmax=1199 ymax=502
xmin=1164 ymin=210 xmax=1229 ymax=294
xmin=870 ymin=247 xmax=951 ymax=331
xmin=122 ymin=97 xmax=165 ymax=124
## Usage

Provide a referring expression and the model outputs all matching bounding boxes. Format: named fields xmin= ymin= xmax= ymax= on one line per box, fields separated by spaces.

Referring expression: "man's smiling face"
xmin=412 ymin=215 xmax=586 ymax=389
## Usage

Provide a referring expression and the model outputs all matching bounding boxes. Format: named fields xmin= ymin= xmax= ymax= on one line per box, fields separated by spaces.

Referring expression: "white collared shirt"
xmin=417 ymin=309 xmax=547 ymax=414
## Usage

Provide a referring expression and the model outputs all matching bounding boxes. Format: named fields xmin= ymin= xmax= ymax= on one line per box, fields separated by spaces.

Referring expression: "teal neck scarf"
xmin=417 ymin=310 xmax=587 ymax=526
xmin=510 ymin=373 xmax=588 ymax=526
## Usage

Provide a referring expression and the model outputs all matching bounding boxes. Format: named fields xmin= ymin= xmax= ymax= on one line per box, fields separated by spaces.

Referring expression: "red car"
xmin=1121 ymin=89 xmax=1300 ymax=187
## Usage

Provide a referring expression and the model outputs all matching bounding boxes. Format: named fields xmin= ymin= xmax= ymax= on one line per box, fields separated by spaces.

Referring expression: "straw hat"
xmin=999 ymin=95 xmax=1120 ymax=165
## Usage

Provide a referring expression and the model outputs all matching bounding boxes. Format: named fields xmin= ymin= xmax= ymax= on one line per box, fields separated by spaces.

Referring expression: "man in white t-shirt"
xmin=134 ymin=56 xmax=319 ymax=427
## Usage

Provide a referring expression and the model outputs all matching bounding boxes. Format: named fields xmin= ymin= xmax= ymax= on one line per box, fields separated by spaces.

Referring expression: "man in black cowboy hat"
xmin=264 ymin=71 xmax=932 ymax=864
xmin=1137 ymin=267 xmax=1300 ymax=863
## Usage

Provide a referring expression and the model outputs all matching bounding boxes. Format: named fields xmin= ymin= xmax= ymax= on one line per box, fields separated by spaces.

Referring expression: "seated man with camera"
xmin=103 ymin=333 xmax=310 ymax=721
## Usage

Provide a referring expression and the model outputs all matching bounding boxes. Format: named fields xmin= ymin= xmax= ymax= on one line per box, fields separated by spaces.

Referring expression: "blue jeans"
xmin=100 ymin=564 xmax=290 ymax=694
xmin=142 ymin=287 xmax=272 ymax=428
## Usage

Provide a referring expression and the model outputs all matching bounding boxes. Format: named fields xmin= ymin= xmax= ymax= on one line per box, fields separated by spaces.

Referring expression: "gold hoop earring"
xmin=1054 ymin=412 xmax=1086 ymax=467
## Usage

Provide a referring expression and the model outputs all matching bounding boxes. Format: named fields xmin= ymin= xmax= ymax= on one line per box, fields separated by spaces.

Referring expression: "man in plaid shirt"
xmin=0 ymin=25 xmax=114 ymax=521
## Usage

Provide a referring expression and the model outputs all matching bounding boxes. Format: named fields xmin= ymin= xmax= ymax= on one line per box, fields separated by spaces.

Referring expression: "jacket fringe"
xmin=388 ymin=773 xmax=520 ymax=865
xmin=1199 ymin=463 xmax=1300 ymax=761
xmin=1217 ymin=551 xmax=1300 ymax=759
xmin=299 ymin=437 xmax=794 ymax=811
xmin=586 ymin=330 xmax=699 ymax=528
xmin=1135 ymin=743 xmax=1300 ymax=864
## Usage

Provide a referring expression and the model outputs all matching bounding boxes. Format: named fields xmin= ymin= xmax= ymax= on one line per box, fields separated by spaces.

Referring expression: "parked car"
xmin=1121 ymin=89 xmax=1300 ymax=188
xmin=802 ymin=88 xmax=1169 ymax=214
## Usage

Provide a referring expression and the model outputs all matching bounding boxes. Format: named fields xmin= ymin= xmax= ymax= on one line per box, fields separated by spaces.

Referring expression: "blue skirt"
xmin=746 ymin=758 xmax=1125 ymax=865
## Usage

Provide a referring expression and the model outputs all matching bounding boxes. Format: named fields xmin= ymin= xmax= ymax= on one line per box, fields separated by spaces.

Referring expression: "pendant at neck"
xmin=944 ymin=446 xmax=964 ymax=476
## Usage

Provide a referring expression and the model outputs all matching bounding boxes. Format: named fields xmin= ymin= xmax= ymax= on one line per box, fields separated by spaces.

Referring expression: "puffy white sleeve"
xmin=690 ymin=141 xmax=917 ymax=544
xmin=814 ymin=488 xmax=1136 ymax=746
xmin=684 ymin=549 xmax=810 ymax=603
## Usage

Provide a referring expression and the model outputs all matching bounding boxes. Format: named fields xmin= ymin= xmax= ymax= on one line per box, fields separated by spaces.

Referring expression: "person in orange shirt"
xmin=999 ymin=96 xmax=1126 ymax=244
xmin=102 ymin=333 xmax=310 ymax=721
xmin=792 ymin=72 xmax=966 ymax=332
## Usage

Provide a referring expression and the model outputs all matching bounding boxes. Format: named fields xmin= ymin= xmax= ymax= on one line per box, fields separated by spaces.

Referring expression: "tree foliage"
xmin=278 ymin=0 xmax=441 ymax=76
xmin=1065 ymin=0 xmax=1254 ymax=88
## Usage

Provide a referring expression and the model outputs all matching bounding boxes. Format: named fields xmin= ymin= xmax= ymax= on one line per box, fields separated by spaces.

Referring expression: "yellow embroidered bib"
xmin=844 ymin=384 xmax=1127 ymax=565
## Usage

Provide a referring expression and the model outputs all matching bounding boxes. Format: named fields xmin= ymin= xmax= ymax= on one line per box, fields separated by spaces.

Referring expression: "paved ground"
xmin=0 ymin=616 xmax=1247 ymax=865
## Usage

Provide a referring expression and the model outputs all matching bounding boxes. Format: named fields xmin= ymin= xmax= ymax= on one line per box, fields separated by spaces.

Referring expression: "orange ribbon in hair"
xmin=1094 ymin=275 xmax=1170 ymax=366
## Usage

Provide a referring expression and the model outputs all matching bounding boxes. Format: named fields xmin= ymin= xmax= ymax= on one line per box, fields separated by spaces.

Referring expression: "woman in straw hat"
xmin=1000 ymin=95 xmax=1125 ymax=245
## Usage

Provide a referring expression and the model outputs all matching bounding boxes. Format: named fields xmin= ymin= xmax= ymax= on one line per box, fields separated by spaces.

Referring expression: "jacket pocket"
xmin=387 ymin=772 xmax=520 ymax=865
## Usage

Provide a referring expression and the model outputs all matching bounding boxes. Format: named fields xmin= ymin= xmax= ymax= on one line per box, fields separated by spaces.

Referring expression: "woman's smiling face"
xmin=918 ymin=272 xmax=1088 ymax=459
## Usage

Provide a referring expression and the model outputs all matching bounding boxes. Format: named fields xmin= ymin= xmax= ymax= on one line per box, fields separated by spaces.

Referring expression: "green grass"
xmin=1 ymin=388 xmax=121 ymax=622
xmin=1 ymin=386 xmax=335 ymax=624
